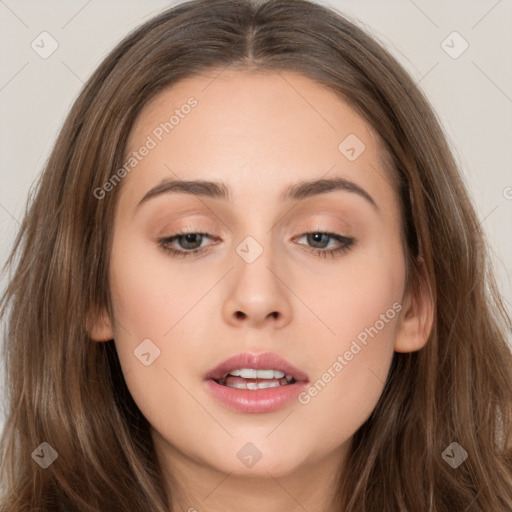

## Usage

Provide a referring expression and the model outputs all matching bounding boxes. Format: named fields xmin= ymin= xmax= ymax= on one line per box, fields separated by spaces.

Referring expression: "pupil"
xmin=181 ymin=233 xmax=201 ymax=249
xmin=309 ymin=233 xmax=327 ymax=248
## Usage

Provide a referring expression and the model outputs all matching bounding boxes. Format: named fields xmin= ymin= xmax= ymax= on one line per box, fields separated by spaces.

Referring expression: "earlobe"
xmin=394 ymin=256 xmax=434 ymax=353
xmin=86 ymin=307 xmax=114 ymax=342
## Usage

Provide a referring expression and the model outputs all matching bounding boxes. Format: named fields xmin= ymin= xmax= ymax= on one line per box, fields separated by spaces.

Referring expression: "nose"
xmin=221 ymin=247 xmax=293 ymax=330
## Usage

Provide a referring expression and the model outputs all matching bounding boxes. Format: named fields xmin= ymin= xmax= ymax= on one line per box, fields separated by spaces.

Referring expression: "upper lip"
xmin=205 ymin=352 xmax=309 ymax=382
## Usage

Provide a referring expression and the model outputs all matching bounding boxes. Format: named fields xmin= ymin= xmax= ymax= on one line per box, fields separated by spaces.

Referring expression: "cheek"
xmin=296 ymin=229 xmax=405 ymax=348
xmin=108 ymin=229 xmax=188 ymax=338
xmin=107 ymin=237 xmax=199 ymax=438
xmin=105 ymin=230 xmax=183 ymax=399
xmin=294 ymin=242 xmax=405 ymax=437
xmin=294 ymin=303 xmax=400 ymax=449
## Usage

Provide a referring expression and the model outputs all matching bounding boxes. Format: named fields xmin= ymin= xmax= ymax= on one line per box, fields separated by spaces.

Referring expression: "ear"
xmin=394 ymin=256 xmax=434 ymax=353
xmin=86 ymin=306 xmax=114 ymax=343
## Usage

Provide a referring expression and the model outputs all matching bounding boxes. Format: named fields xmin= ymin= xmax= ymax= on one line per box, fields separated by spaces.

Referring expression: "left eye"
xmin=295 ymin=232 xmax=347 ymax=250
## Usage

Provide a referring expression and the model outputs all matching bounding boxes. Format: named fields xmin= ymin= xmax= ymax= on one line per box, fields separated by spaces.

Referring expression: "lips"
xmin=204 ymin=352 xmax=309 ymax=384
xmin=204 ymin=351 xmax=310 ymax=413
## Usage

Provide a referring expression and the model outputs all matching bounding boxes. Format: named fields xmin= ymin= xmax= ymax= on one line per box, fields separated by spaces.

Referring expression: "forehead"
xmin=129 ymin=68 xmax=373 ymax=151
xmin=121 ymin=68 xmax=396 ymax=210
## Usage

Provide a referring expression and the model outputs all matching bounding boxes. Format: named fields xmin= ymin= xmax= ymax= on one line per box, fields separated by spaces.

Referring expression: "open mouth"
xmin=204 ymin=352 xmax=309 ymax=413
xmin=214 ymin=368 xmax=298 ymax=390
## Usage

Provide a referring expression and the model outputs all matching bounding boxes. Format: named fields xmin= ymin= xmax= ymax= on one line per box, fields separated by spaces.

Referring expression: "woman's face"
xmin=92 ymin=69 xmax=418 ymax=482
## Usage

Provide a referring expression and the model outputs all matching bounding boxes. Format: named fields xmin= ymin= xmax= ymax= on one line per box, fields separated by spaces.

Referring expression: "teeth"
xmin=226 ymin=381 xmax=251 ymax=389
xmin=228 ymin=368 xmax=286 ymax=379
xmin=256 ymin=381 xmax=281 ymax=389
xmin=226 ymin=380 xmax=282 ymax=390
xmin=216 ymin=368 xmax=298 ymax=389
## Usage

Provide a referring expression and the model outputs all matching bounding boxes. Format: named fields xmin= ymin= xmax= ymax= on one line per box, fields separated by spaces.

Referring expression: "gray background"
xmin=1 ymin=0 xmax=511 ymax=435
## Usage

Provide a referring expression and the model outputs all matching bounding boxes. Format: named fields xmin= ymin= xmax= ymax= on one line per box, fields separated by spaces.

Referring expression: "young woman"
xmin=1 ymin=0 xmax=511 ymax=510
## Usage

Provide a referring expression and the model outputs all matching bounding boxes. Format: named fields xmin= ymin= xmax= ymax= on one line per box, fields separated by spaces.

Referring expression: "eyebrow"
xmin=136 ymin=176 xmax=378 ymax=210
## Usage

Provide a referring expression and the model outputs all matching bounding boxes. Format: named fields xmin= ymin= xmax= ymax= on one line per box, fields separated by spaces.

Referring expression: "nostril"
xmin=235 ymin=311 xmax=246 ymax=319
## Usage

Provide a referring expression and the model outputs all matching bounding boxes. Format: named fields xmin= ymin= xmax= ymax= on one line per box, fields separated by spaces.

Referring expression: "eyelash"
xmin=158 ymin=229 xmax=356 ymax=259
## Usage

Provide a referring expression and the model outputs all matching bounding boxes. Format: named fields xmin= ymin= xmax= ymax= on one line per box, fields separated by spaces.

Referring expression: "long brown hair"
xmin=1 ymin=0 xmax=511 ymax=510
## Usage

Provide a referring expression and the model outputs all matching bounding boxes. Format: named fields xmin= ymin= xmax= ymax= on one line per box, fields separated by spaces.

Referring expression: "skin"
xmin=90 ymin=69 xmax=433 ymax=512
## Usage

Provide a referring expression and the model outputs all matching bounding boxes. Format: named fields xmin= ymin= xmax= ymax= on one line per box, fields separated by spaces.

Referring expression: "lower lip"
xmin=204 ymin=379 xmax=308 ymax=413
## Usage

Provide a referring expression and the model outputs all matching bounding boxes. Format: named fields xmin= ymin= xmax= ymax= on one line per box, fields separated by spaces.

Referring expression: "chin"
xmin=203 ymin=441 xmax=310 ymax=478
